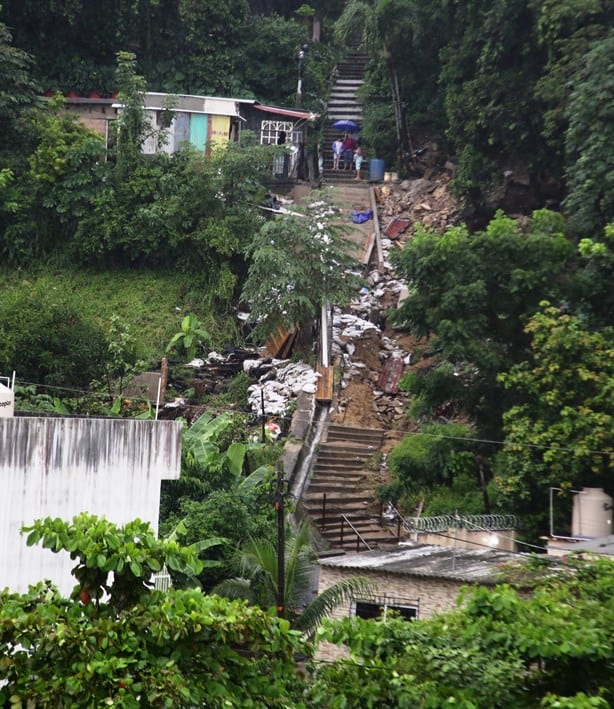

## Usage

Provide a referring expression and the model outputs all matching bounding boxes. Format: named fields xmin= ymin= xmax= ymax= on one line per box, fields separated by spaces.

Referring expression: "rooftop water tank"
xmin=572 ymin=487 xmax=613 ymax=538
xmin=0 ymin=381 xmax=14 ymax=418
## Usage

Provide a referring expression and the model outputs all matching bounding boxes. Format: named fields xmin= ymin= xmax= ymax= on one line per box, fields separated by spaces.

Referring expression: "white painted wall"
xmin=0 ymin=416 xmax=182 ymax=595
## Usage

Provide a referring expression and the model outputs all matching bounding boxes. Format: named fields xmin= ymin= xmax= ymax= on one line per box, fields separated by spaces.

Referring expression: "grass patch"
xmin=0 ymin=266 xmax=236 ymax=367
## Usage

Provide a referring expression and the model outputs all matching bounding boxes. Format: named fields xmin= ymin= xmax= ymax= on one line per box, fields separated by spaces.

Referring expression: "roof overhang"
xmin=253 ymin=104 xmax=319 ymax=121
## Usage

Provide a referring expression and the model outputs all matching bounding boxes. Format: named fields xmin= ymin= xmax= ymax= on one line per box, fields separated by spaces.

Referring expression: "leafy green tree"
xmin=235 ymin=13 xmax=307 ymax=103
xmin=114 ymin=50 xmax=150 ymax=169
xmin=564 ymin=31 xmax=614 ymax=237
xmin=178 ymin=0 xmax=250 ymax=95
xmin=334 ymin=0 xmax=410 ymax=166
xmin=495 ymin=303 xmax=614 ymax=522
xmin=385 ymin=423 xmax=491 ymax=515
xmin=85 ymin=313 xmax=147 ymax=403
xmin=388 ymin=423 xmax=476 ymax=490
xmin=0 ymin=95 xmax=106 ymax=264
xmin=241 ymin=192 xmax=361 ymax=341
xmin=532 ymin=0 xmax=611 ymax=179
xmin=159 ymin=411 xmax=277 ymax=588
xmin=0 ymin=16 xmax=38 ymax=160
xmin=438 ymin=0 xmax=546 ymax=210
xmin=74 ymin=128 xmax=272 ymax=282
xmin=309 ymin=556 xmax=614 ymax=707
xmin=390 ymin=210 xmax=575 ymax=437
xmin=0 ymin=514 xmax=306 ymax=707
xmin=573 ymin=224 xmax=614 ymax=327
xmin=214 ymin=520 xmax=374 ymax=634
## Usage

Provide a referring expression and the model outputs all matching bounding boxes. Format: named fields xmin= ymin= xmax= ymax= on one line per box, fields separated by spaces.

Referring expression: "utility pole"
xmin=275 ymin=465 xmax=287 ymax=618
xmin=296 ymin=44 xmax=308 ymax=108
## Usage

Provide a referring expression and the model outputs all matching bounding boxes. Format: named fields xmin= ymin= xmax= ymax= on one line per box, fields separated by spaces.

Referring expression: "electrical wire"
xmin=10 ymin=379 xmax=613 ymax=458
xmin=390 ymin=428 xmax=613 ymax=458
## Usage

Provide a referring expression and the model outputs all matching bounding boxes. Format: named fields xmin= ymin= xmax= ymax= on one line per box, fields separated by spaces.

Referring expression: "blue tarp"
xmin=351 ymin=210 xmax=373 ymax=224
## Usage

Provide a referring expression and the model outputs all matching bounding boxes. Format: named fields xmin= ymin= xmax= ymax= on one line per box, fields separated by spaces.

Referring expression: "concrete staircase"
xmin=302 ymin=424 xmax=398 ymax=551
xmin=323 ymin=52 xmax=369 ymax=182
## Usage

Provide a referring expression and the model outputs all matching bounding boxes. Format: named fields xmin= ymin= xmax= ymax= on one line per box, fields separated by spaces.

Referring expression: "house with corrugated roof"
xmin=316 ymin=542 xmax=524 ymax=659
xmin=122 ymin=92 xmax=318 ymax=179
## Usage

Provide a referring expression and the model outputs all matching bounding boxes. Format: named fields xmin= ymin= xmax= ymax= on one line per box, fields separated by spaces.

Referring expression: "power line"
xmin=386 ymin=428 xmax=613 ymax=458
xmin=10 ymin=380 xmax=613 ymax=457
xmin=12 ymin=380 xmax=612 ymax=455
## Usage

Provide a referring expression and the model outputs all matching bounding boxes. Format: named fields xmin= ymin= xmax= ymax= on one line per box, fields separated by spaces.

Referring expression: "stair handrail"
xmin=340 ymin=513 xmax=372 ymax=552
xmin=319 ymin=493 xmax=376 ymax=552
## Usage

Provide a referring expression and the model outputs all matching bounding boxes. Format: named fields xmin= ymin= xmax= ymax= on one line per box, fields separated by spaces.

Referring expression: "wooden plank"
xmin=316 ymin=364 xmax=334 ymax=403
xmin=265 ymin=326 xmax=293 ymax=358
xmin=368 ymin=186 xmax=384 ymax=272
xmin=360 ymin=230 xmax=376 ymax=266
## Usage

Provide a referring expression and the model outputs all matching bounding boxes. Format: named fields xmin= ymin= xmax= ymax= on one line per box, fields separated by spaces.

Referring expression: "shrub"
xmin=0 ymin=290 xmax=108 ymax=388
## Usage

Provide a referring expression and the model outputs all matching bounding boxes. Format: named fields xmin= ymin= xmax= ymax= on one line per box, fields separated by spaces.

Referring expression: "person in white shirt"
xmin=332 ymin=137 xmax=343 ymax=170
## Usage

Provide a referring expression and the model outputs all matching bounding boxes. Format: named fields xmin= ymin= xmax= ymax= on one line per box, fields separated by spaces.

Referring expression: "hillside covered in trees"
xmin=0 ymin=1 xmax=612 ymax=544
xmin=0 ymin=2 xmax=613 ymax=705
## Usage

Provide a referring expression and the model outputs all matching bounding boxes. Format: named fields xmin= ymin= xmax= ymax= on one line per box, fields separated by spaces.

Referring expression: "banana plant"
xmin=166 ymin=313 xmax=211 ymax=362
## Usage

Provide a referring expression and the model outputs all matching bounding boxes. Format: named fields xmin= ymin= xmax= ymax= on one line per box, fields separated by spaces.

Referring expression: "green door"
xmin=189 ymin=114 xmax=208 ymax=151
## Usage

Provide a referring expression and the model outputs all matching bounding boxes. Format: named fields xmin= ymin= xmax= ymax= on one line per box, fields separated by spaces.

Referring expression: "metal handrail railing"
xmin=340 ymin=513 xmax=372 ymax=552
xmin=320 ymin=493 xmax=374 ymax=552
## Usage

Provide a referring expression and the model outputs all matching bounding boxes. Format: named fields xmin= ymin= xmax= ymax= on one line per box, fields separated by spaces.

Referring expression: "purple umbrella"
xmin=332 ymin=119 xmax=360 ymax=132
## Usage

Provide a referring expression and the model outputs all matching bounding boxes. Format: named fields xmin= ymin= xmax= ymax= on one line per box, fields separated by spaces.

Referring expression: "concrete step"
xmin=326 ymin=114 xmax=363 ymax=122
xmin=331 ymin=82 xmax=364 ymax=90
xmin=318 ymin=441 xmax=380 ymax=454
xmin=308 ymin=481 xmax=369 ymax=494
xmin=327 ymin=425 xmax=385 ymax=446
xmin=316 ymin=517 xmax=399 ymax=551
xmin=310 ymin=470 xmax=368 ymax=482
xmin=328 ymin=100 xmax=362 ymax=110
xmin=321 ymin=442 xmax=381 ymax=456
xmin=337 ymin=69 xmax=366 ymax=81
xmin=304 ymin=491 xmax=372 ymax=504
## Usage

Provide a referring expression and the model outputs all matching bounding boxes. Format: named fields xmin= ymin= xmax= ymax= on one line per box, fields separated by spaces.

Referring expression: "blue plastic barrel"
xmin=369 ymin=158 xmax=385 ymax=182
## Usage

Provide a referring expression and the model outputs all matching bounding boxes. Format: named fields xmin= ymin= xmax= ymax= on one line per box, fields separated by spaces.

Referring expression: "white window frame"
xmin=259 ymin=119 xmax=296 ymax=146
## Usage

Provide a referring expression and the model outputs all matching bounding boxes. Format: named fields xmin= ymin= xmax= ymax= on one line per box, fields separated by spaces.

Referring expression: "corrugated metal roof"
xmin=319 ymin=543 xmax=521 ymax=583
xmin=116 ymin=93 xmax=317 ymax=121
xmin=559 ymin=535 xmax=614 ymax=556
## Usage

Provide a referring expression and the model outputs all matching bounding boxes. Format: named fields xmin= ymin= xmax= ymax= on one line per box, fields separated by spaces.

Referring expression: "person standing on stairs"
xmin=353 ymin=145 xmax=364 ymax=180
xmin=342 ymin=133 xmax=357 ymax=170
xmin=332 ymin=136 xmax=343 ymax=170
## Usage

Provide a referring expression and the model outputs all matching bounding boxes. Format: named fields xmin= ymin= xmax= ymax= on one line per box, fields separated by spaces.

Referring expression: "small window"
xmin=260 ymin=120 xmax=295 ymax=146
xmin=353 ymin=595 xmax=418 ymax=621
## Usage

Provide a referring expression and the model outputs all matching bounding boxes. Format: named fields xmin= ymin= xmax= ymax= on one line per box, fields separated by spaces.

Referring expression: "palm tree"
xmin=213 ymin=520 xmax=374 ymax=635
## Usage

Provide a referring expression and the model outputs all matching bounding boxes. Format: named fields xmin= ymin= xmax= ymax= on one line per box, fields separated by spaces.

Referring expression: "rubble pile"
xmin=327 ymin=169 xmax=461 ymax=429
xmin=244 ymin=360 xmax=318 ymax=417
xmin=165 ymin=172 xmax=458 ymax=432
xmin=375 ymin=171 xmax=461 ymax=234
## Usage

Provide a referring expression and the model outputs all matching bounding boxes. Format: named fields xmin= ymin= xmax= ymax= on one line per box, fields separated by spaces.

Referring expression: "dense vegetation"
xmin=0 ymin=2 xmax=612 ymax=701
xmin=0 ymin=0 xmax=612 ymax=539
xmin=336 ymin=0 xmax=613 ymax=230
xmin=0 ymin=1 xmax=344 ymax=104
xmin=387 ymin=213 xmax=613 ymax=540
xmin=2 ymin=516 xmax=613 ymax=706
xmin=309 ymin=555 xmax=614 ymax=707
